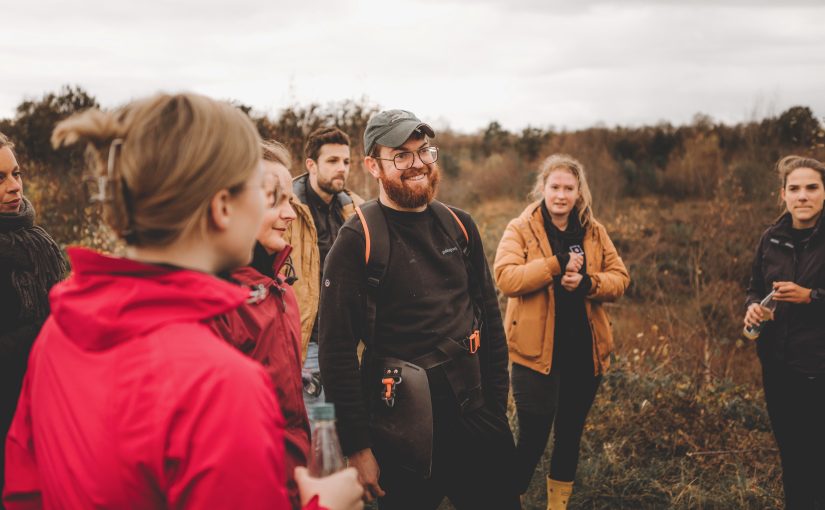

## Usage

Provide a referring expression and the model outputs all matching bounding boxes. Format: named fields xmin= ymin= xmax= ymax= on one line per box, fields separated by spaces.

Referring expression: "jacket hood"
xmin=50 ymin=247 xmax=248 ymax=351
xmin=768 ymin=211 xmax=824 ymax=241
xmin=517 ymin=200 xmax=543 ymax=221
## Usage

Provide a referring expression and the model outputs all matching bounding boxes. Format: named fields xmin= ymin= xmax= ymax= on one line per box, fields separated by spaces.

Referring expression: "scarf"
xmin=0 ymin=197 xmax=69 ymax=324
xmin=541 ymin=202 xmax=585 ymax=251
xmin=250 ymin=241 xmax=278 ymax=279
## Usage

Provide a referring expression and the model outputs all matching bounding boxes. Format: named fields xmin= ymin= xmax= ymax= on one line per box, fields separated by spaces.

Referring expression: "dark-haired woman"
xmin=494 ymin=154 xmax=629 ymax=510
xmin=0 ymin=132 xmax=68 ymax=495
xmin=744 ymin=155 xmax=825 ymax=509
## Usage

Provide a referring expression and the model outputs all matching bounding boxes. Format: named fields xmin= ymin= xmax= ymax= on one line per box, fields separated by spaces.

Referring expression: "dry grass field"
xmin=7 ymin=87 xmax=824 ymax=509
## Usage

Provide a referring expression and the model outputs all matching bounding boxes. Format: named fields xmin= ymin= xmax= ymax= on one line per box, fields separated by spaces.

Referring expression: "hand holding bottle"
xmin=562 ymin=247 xmax=584 ymax=291
xmin=744 ymin=302 xmax=770 ymax=328
xmin=300 ymin=403 xmax=366 ymax=509
xmin=565 ymin=252 xmax=583 ymax=273
xmin=295 ymin=466 xmax=364 ymax=510
xmin=743 ymin=290 xmax=777 ymax=340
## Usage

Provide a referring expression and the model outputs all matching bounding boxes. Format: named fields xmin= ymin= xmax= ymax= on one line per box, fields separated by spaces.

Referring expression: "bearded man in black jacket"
xmin=318 ymin=110 xmax=519 ymax=510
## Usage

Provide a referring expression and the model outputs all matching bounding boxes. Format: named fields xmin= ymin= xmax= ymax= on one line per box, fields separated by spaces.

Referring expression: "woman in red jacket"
xmin=211 ymin=140 xmax=309 ymax=508
xmin=3 ymin=93 xmax=362 ymax=510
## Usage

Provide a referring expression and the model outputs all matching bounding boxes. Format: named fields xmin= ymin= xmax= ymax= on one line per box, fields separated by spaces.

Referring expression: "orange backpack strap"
xmin=354 ymin=205 xmax=371 ymax=265
xmin=442 ymin=204 xmax=468 ymax=244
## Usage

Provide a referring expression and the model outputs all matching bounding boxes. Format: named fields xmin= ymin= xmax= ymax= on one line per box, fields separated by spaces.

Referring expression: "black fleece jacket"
xmin=747 ymin=212 xmax=825 ymax=374
xmin=318 ymin=202 xmax=509 ymax=455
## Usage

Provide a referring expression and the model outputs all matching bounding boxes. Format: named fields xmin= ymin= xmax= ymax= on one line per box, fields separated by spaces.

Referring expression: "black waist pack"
xmin=366 ymin=336 xmax=485 ymax=478
xmin=367 ymin=356 xmax=433 ymax=477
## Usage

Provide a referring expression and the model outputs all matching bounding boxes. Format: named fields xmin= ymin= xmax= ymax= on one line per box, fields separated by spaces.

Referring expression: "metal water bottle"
xmin=743 ymin=290 xmax=778 ymax=340
xmin=307 ymin=403 xmax=345 ymax=477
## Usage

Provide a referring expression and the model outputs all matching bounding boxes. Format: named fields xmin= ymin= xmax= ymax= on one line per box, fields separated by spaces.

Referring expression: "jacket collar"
xmin=768 ymin=211 xmax=824 ymax=243
xmin=521 ymin=201 xmax=554 ymax=257
xmin=519 ymin=200 xmax=597 ymax=257
xmin=292 ymin=172 xmax=354 ymax=207
xmin=272 ymin=244 xmax=292 ymax=276
xmin=249 ymin=242 xmax=293 ymax=279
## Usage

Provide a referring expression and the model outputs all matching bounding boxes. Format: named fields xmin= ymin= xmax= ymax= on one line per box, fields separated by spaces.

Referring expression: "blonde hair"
xmin=261 ymin=139 xmax=292 ymax=170
xmin=52 ymin=93 xmax=261 ymax=246
xmin=0 ymin=131 xmax=14 ymax=152
xmin=530 ymin=154 xmax=593 ymax=228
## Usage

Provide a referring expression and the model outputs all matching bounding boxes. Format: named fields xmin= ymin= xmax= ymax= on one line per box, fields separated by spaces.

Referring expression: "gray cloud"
xmin=2 ymin=0 xmax=823 ymax=131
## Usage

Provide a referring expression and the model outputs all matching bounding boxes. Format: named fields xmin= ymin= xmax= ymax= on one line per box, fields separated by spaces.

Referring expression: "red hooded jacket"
xmin=3 ymin=248 xmax=322 ymax=510
xmin=211 ymin=247 xmax=311 ymax=508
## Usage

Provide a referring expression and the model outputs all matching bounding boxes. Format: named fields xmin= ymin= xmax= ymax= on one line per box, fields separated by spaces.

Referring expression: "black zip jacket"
xmin=318 ymin=203 xmax=509 ymax=455
xmin=746 ymin=212 xmax=825 ymax=374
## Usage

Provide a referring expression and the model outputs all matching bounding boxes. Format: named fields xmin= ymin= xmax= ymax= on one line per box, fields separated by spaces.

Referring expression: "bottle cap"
xmin=307 ymin=403 xmax=335 ymax=421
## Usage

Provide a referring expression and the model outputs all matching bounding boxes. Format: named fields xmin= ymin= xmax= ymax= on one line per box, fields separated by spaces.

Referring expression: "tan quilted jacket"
xmin=494 ymin=201 xmax=630 ymax=375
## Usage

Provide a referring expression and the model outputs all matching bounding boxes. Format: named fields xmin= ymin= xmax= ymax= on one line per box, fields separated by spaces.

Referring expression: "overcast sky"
xmin=3 ymin=0 xmax=824 ymax=132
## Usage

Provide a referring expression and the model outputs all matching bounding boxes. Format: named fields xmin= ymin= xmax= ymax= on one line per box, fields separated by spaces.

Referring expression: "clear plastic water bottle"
xmin=743 ymin=290 xmax=778 ymax=340
xmin=307 ymin=403 xmax=345 ymax=477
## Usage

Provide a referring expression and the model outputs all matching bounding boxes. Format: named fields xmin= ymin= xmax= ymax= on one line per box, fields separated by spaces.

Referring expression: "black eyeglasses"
xmin=373 ymin=146 xmax=438 ymax=171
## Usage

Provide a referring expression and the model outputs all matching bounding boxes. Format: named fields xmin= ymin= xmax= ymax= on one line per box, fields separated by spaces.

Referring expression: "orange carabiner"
xmin=382 ymin=377 xmax=395 ymax=400
xmin=468 ymin=330 xmax=480 ymax=354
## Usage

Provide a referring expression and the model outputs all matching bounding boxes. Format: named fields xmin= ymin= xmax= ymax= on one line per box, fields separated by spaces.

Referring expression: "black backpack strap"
xmin=429 ymin=201 xmax=487 ymax=341
xmin=354 ymin=200 xmax=390 ymax=345
xmin=428 ymin=200 xmax=469 ymax=258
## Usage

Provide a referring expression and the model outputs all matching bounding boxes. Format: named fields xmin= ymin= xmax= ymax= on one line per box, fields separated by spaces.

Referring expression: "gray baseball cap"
xmin=364 ymin=109 xmax=436 ymax=156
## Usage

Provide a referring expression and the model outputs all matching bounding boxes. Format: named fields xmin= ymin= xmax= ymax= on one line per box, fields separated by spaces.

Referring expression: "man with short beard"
xmin=286 ymin=127 xmax=362 ymax=407
xmin=319 ymin=110 xmax=519 ymax=509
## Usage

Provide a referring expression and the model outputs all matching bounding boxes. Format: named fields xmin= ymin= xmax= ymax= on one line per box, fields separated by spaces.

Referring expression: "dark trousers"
xmin=1 ymin=367 xmax=26 ymax=507
xmin=511 ymin=362 xmax=601 ymax=492
xmin=762 ymin=360 xmax=825 ymax=510
xmin=376 ymin=392 xmax=520 ymax=510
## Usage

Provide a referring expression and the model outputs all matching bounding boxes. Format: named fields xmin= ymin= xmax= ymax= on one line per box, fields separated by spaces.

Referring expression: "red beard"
xmin=380 ymin=164 xmax=441 ymax=209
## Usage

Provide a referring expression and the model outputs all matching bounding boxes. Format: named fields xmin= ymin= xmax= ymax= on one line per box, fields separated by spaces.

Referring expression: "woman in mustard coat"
xmin=494 ymin=154 xmax=629 ymax=510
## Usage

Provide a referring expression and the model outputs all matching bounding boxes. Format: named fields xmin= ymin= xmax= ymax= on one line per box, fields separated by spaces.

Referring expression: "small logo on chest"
xmin=441 ymin=246 xmax=459 ymax=255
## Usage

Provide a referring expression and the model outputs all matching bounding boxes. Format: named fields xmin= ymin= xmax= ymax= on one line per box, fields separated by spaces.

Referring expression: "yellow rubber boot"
xmin=546 ymin=478 xmax=573 ymax=510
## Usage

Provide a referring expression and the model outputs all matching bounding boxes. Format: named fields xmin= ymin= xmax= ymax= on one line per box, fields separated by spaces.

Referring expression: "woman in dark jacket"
xmin=0 ymin=132 xmax=68 ymax=494
xmin=744 ymin=155 xmax=825 ymax=509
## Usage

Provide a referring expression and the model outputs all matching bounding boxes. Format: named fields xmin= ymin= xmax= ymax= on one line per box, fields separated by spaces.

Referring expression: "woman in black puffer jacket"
xmin=0 ymin=132 xmax=69 ymax=496
xmin=744 ymin=155 xmax=825 ymax=510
